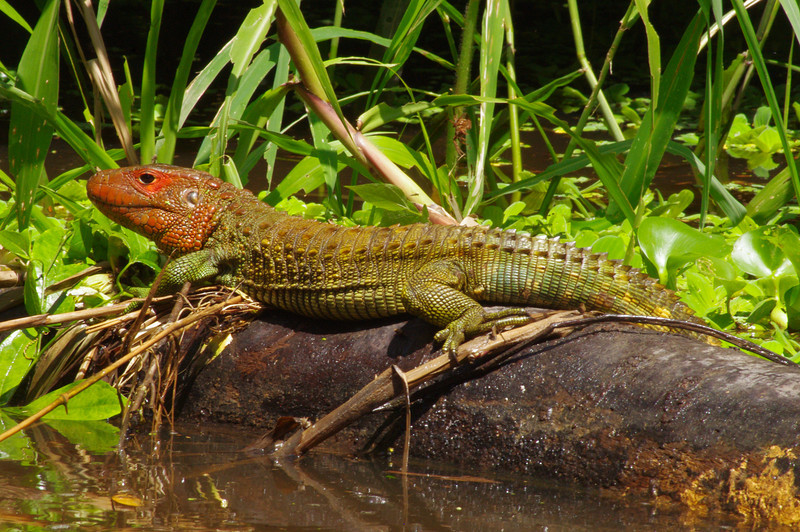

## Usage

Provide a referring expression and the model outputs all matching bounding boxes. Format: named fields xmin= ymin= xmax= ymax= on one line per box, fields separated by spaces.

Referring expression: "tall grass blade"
xmin=8 ymin=0 xmax=59 ymax=229
xmin=139 ymin=0 xmax=164 ymax=164
xmin=778 ymin=0 xmax=800 ymax=40
xmin=609 ymin=11 xmax=705 ymax=221
xmin=0 ymin=85 xmax=117 ymax=169
xmin=465 ymin=0 xmax=505 ymax=216
xmin=157 ymin=0 xmax=216 ymax=163
xmin=180 ymin=40 xmax=234 ymax=127
xmin=196 ymin=45 xmax=279 ymax=174
xmin=445 ymin=0 xmax=480 ymax=173
xmin=365 ymin=0 xmax=440 ymax=110
xmin=633 ymin=0 xmax=661 ymax=106
xmin=263 ymin=44 xmax=291 ymax=187
xmin=566 ymin=0 xmax=625 ymax=141
xmin=0 ymin=1 xmax=32 ymax=33
xmin=511 ymin=99 xmax=635 ymax=222
xmin=72 ymin=0 xmax=136 ymax=164
xmin=276 ymin=0 xmax=339 ymax=107
xmin=231 ymin=84 xmax=290 ymax=178
xmin=207 ymin=0 xmax=277 ymax=179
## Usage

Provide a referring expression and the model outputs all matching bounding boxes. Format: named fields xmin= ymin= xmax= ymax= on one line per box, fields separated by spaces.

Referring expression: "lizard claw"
xmin=434 ymin=326 xmax=465 ymax=358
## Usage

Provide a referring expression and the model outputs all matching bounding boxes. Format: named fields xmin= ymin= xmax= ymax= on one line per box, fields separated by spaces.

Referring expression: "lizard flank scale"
xmin=87 ymin=165 xmax=703 ymax=353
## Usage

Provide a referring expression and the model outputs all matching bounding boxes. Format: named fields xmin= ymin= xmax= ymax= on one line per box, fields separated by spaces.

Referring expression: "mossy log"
xmin=178 ymin=311 xmax=800 ymax=524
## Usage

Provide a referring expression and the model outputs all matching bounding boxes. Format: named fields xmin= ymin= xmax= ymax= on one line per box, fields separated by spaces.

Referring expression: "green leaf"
xmin=365 ymin=0 xmax=441 ymax=109
xmin=7 ymin=380 xmax=124 ymax=421
xmin=0 ymin=1 xmax=32 ymax=33
xmin=196 ymin=43 xmax=280 ymax=174
xmin=180 ymin=40 xmax=234 ymax=127
xmin=638 ymin=217 xmax=729 ymax=286
xmin=139 ymin=0 xmax=165 ymax=164
xmin=265 ymin=155 xmax=335 ymax=205
xmin=0 ymin=228 xmax=31 ymax=259
xmin=358 ymin=101 xmax=436 ymax=134
xmin=45 ymin=420 xmax=120 ymax=454
xmin=157 ymin=0 xmax=217 ymax=163
xmin=590 ymin=235 xmax=627 ymax=261
xmin=732 ymin=227 xmax=794 ymax=278
xmin=0 ymin=413 xmax=34 ymax=461
xmin=465 ymin=0 xmax=507 ymax=216
xmin=0 ymin=329 xmax=40 ymax=405
xmin=66 ymin=219 xmax=93 ymax=261
xmin=611 ymin=11 xmax=704 ymax=221
xmin=0 ymin=83 xmax=118 ymax=169
xmin=8 ymin=0 xmax=60 ymax=229
xmin=731 ymin=0 xmax=800 ymax=208
xmin=23 ymin=259 xmax=45 ymax=316
xmin=348 ymin=183 xmax=418 ymax=212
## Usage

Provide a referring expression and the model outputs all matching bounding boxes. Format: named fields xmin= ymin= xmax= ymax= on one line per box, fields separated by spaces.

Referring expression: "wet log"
xmin=178 ymin=311 xmax=800 ymax=524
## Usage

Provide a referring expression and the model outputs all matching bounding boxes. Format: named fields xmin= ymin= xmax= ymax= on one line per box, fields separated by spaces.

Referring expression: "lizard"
xmin=87 ymin=164 xmax=706 ymax=354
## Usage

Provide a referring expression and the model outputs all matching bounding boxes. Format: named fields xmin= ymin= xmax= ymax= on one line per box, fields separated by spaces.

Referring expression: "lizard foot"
xmin=434 ymin=307 xmax=533 ymax=357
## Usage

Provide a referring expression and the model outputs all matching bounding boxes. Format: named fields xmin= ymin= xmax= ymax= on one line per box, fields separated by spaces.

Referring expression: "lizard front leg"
xmin=126 ymin=247 xmax=228 ymax=301
xmin=400 ymin=260 xmax=532 ymax=355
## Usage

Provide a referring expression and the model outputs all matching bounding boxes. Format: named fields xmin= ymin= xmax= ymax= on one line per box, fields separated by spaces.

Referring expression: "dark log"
xmin=178 ymin=312 xmax=800 ymax=524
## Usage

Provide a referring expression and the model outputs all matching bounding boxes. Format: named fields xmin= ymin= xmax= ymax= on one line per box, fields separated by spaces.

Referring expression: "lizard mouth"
xmin=87 ymin=168 xmax=154 ymax=210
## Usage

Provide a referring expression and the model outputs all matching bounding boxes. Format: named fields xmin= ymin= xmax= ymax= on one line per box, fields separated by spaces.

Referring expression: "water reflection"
xmin=0 ymin=421 xmax=738 ymax=530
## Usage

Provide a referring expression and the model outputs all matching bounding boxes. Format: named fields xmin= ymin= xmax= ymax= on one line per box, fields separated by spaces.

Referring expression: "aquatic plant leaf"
xmin=45 ymin=420 xmax=120 ymax=454
xmin=638 ymin=217 xmax=728 ymax=286
xmin=7 ymin=380 xmax=124 ymax=421
xmin=0 ymin=329 xmax=40 ymax=405
xmin=0 ymin=413 xmax=34 ymax=462
xmin=731 ymin=227 xmax=794 ymax=279
xmin=590 ymin=235 xmax=626 ymax=261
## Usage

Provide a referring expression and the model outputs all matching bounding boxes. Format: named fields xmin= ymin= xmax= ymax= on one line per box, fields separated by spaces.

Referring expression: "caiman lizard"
xmin=87 ymin=164 xmax=704 ymax=353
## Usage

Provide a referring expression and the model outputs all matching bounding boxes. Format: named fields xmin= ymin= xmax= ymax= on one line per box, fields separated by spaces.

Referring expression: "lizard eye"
xmin=138 ymin=172 xmax=156 ymax=185
xmin=185 ymin=189 xmax=199 ymax=207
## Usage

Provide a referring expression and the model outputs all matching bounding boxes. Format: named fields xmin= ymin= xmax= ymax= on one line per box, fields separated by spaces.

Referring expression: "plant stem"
xmin=139 ymin=0 xmax=164 ymax=165
xmin=540 ymin=2 xmax=637 ymax=214
xmin=566 ymin=0 xmax=624 ymax=141
xmin=504 ymin=8 xmax=522 ymax=204
xmin=445 ymin=0 xmax=480 ymax=172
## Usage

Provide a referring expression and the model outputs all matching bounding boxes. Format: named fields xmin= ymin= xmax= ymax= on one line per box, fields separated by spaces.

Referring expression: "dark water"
xmin=0 ymin=421 xmax=742 ymax=531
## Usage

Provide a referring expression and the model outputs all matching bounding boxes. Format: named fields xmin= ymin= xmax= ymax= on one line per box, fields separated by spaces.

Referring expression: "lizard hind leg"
xmin=400 ymin=260 xmax=532 ymax=355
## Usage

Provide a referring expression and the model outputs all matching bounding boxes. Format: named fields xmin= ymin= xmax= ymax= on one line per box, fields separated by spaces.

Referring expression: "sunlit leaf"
xmin=638 ymin=217 xmax=729 ymax=286
xmin=731 ymin=227 xmax=795 ymax=278
xmin=0 ymin=329 xmax=40 ymax=405
xmin=8 ymin=0 xmax=59 ymax=229
xmin=348 ymin=183 xmax=417 ymax=212
xmin=7 ymin=380 xmax=124 ymax=421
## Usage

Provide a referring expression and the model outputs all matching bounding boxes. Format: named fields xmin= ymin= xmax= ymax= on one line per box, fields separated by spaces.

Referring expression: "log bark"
xmin=178 ymin=312 xmax=800 ymax=524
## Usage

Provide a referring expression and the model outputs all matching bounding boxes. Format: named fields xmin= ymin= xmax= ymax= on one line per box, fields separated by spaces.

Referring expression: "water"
xmin=0 ymin=421 xmax=744 ymax=531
